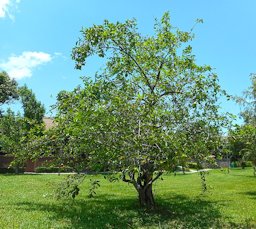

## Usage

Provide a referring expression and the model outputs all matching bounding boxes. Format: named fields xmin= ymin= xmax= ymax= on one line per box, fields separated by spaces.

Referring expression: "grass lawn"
xmin=0 ymin=168 xmax=255 ymax=229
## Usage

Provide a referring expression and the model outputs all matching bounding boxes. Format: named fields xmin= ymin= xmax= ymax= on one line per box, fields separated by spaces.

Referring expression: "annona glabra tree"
xmin=32 ymin=13 xmax=229 ymax=208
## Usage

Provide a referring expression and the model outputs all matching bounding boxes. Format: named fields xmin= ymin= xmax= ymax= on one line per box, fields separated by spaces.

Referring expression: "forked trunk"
xmin=138 ymin=183 xmax=155 ymax=208
xmin=121 ymin=167 xmax=162 ymax=209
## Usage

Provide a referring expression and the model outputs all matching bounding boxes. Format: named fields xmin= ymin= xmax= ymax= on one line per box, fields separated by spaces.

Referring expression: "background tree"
xmin=33 ymin=13 xmax=229 ymax=208
xmin=228 ymin=75 xmax=256 ymax=174
xmin=0 ymin=71 xmax=19 ymax=114
xmin=226 ymin=127 xmax=245 ymax=165
xmin=237 ymin=74 xmax=256 ymax=126
xmin=0 ymin=85 xmax=45 ymax=170
xmin=240 ymin=125 xmax=256 ymax=175
xmin=0 ymin=109 xmax=28 ymax=170
xmin=19 ymin=85 xmax=45 ymax=125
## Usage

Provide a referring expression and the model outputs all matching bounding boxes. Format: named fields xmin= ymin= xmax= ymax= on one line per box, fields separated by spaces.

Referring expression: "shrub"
xmin=35 ymin=166 xmax=73 ymax=173
xmin=187 ymin=162 xmax=203 ymax=170
xmin=240 ymin=161 xmax=252 ymax=168
xmin=0 ymin=167 xmax=24 ymax=174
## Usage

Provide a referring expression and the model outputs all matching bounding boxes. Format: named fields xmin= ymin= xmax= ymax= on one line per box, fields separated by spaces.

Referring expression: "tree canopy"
xmin=237 ymin=74 xmax=256 ymax=126
xmin=228 ymin=74 xmax=256 ymax=175
xmin=31 ymin=13 xmax=229 ymax=208
xmin=0 ymin=84 xmax=45 ymax=170
xmin=0 ymin=71 xmax=19 ymax=113
xmin=19 ymin=85 xmax=45 ymax=124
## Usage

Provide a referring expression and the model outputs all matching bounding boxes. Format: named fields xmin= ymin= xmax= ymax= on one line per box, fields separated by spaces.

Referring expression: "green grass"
xmin=0 ymin=168 xmax=255 ymax=228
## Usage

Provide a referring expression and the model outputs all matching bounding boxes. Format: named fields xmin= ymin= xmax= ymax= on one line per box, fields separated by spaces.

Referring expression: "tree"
xmin=0 ymin=71 xmax=19 ymax=113
xmin=34 ymin=13 xmax=228 ymax=208
xmin=240 ymin=125 xmax=256 ymax=175
xmin=19 ymin=85 xmax=45 ymax=125
xmin=229 ymin=75 xmax=256 ymax=175
xmin=228 ymin=125 xmax=256 ymax=174
xmin=237 ymin=74 xmax=256 ymax=126
xmin=0 ymin=85 xmax=45 ymax=170
xmin=0 ymin=109 xmax=27 ymax=170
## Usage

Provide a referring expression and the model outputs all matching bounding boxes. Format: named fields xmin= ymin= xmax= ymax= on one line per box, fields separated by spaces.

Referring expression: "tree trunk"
xmin=138 ymin=183 xmax=155 ymax=208
xmin=121 ymin=166 xmax=162 ymax=209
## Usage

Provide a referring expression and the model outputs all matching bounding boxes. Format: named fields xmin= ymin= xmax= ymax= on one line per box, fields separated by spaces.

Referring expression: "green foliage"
xmin=55 ymin=174 xmax=85 ymax=200
xmin=0 ymin=109 xmax=28 ymax=166
xmin=88 ymin=179 xmax=100 ymax=198
xmin=228 ymin=124 xmax=256 ymax=175
xmin=199 ymin=170 xmax=209 ymax=193
xmin=32 ymin=12 xmax=230 ymax=207
xmin=35 ymin=166 xmax=73 ymax=173
xmin=19 ymin=85 xmax=45 ymax=125
xmin=0 ymin=167 xmax=24 ymax=173
xmin=70 ymin=12 xmax=226 ymax=171
xmin=243 ymin=160 xmax=253 ymax=167
xmin=104 ymin=174 xmax=119 ymax=182
xmin=27 ymin=126 xmax=89 ymax=172
xmin=236 ymin=74 xmax=256 ymax=126
xmin=229 ymin=74 xmax=256 ymax=175
xmin=187 ymin=162 xmax=202 ymax=170
xmin=0 ymin=85 xmax=45 ymax=168
xmin=0 ymin=71 xmax=18 ymax=108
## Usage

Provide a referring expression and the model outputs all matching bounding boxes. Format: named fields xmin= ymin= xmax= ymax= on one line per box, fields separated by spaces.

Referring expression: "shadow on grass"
xmin=226 ymin=171 xmax=256 ymax=178
xmin=243 ymin=191 xmax=256 ymax=199
xmin=14 ymin=193 xmax=225 ymax=229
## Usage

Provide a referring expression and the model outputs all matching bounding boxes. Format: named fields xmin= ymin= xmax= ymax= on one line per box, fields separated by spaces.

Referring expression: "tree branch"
xmin=121 ymin=172 xmax=133 ymax=184
xmin=144 ymin=171 xmax=163 ymax=190
xmin=159 ymin=90 xmax=181 ymax=98
xmin=111 ymin=39 xmax=154 ymax=94
xmin=121 ymin=170 xmax=140 ymax=190
xmin=152 ymin=62 xmax=164 ymax=91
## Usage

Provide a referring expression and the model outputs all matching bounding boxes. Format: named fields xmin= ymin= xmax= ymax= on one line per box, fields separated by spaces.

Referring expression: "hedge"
xmin=35 ymin=166 xmax=74 ymax=173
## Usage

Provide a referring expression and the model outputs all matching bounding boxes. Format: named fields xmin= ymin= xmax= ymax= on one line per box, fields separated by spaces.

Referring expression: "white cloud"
xmin=0 ymin=0 xmax=9 ymax=18
xmin=0 ymin=0 xmax=20 ymax=19
xmin=0 ymin=51 xmax=52 ymax=80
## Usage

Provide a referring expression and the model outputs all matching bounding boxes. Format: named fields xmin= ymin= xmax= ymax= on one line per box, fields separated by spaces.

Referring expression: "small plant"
xmin=104 ymin=174 xmax=119 ymax=183
xmin=55 ymin=174 xmax=85 ymax=199
xmin=88 ymin=179 xmax=100 ymax=198
xmin=199 ymin=171 xmax=208 ymax=193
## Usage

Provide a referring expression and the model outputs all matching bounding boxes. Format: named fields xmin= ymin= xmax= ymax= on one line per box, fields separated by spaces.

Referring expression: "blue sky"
xmin=0 ymin=0 xmax=255 ymax=120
